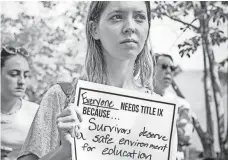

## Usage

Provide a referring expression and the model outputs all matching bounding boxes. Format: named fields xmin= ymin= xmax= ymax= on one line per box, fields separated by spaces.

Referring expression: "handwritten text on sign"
xmin=73 ymin=80 xmax=176 ymax=160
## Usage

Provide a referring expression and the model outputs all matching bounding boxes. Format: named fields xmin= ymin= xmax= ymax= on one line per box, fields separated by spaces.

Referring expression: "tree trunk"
xmin=199 ymin=2 xmax=217 ymax=158
xmin=199 ymin=1 xmax=226 ymax=159
xmin=207 ymin=52 xmax=225 ymax=160
xmin=202 ymin=47 xmax=216 ymax=158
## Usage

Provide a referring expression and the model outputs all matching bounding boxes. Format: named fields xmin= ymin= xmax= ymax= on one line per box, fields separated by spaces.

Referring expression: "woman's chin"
xmin=12 ymin=92 xmax=25 ymax=98
xmin=119 ymin=50 xmax=140 ymax=60
xmin=163 ymin=81 xmax=171 ymax=88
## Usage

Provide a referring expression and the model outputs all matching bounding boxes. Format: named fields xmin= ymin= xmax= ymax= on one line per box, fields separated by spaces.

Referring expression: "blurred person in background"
xmin=153 ymin=54 xmax=194 ymax=160
xmin=1 ymin=45 xmax=39 ymax=160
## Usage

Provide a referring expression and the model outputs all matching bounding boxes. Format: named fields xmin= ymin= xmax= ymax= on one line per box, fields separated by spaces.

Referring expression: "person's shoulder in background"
xmin=164 ymin=91 xmax=191 ymax=109
xmin=175 ymin=96 xmax=191 ymax=110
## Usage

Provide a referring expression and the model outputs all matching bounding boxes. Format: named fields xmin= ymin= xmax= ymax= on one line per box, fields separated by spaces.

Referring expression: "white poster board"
xmin=72 ymin=80 xmax=176 ymax=160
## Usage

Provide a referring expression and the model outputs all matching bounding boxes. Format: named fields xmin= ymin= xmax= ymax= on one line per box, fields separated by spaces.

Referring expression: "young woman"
xmin=1 ymin=46 xmax=39 ymax=160
xmin=18 ymin=1 xmax=177 ymax=160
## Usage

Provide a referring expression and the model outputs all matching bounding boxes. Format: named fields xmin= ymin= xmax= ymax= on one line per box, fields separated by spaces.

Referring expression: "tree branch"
xmin=163 ymin=13 xmax=199 ymax=31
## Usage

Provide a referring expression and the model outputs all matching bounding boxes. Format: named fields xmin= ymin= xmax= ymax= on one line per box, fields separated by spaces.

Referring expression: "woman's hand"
xmin=56 ymin=103 xmax=82 ymax=150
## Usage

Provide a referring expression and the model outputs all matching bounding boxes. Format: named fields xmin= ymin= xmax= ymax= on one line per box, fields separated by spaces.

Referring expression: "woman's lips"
xmin=120 ymin=39 xmax=138 ymax=48
xmin=15 ymin=88 xmax=24 ymax=92
xmin=164 ymin=77 xmax=171 ymax=81
xmin=120 ymin=39 xmax=138 ymax=44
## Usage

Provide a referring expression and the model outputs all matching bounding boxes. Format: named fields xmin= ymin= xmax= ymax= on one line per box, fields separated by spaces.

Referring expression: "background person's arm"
xmin=177 ymin=104 xmax=194 ymax=146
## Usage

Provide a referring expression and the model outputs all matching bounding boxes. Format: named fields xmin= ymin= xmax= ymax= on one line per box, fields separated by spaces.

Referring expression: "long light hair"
xmin=73 ymin=1 xmax=154 ymax=94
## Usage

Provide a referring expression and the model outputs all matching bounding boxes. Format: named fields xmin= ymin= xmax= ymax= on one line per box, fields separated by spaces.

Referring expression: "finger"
xmin=70 ymin=126 xmax=77 ymax=138
xmin=69 ymin=124 xmax=81 ymax=138
xmin=76 ymin=109 xmax=82 ymax=123
xmin=57 ymin=121 xmax=77 ymax=132
xmin=57 ymin=106 xmax=76 ymax=118
xmin=72 ymin=125 xmax=81 ymax=138
xmin=56 ymin=115 xmax=78 ymax=125
xmin=56 ymin=111 xmax=69 ymax=120
xmin=77 ymin=122 xmax=81 ymax=130
xmin=68 ymin=103 xmax=83 ymax=122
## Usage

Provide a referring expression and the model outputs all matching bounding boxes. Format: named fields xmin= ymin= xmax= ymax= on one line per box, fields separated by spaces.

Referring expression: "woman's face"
xmin=1 ymin=55 xmax=30 ymax=99
xmin=155 ymin=56 xmax=174 ymax=89
xmin=94 ymin=1 xmax=149 ymax=61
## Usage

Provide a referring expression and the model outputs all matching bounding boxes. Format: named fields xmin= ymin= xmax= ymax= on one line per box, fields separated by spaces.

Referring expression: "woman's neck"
xmin=105 ymin=54 xmax=136 ymax=89
xmin=154 ymin=85 xmax=166 ymax=96
xmin=1 ymin=96 xmax=21 ymax=114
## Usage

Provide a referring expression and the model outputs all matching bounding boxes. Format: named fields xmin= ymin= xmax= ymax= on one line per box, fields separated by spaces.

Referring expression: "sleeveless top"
xmin=1 ymin=99 xmax=39 ymax=160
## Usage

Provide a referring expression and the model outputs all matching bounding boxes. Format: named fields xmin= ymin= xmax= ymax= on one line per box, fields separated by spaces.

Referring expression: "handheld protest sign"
xmin=72 ymin=80 xmax=176 ymax=160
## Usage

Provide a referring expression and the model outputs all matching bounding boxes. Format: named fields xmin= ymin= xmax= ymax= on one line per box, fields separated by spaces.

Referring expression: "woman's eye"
xmin=24 ymin=73 xmax=30 ymax=79
xmin=135 ymin=14 xmax=146 ymax=22
xmin=10 ymin=74 xmax=17 ymax=77
xmin=110 ymin=15 xmax=122 ymax=21
xmin=9 ymin=71 xmax=19 ymax=77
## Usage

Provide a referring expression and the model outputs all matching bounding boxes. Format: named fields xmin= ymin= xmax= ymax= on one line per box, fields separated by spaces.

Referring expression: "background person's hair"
xmin=154 ymin=53 xmax=174 ymax=63
xmin=80 ymin=1 xmax=154 ymax=91
xmin=1 ymin=45 xmax=29 ymax=68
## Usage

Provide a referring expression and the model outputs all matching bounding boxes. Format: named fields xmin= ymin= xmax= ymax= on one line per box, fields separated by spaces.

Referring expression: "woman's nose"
xmin=166 ymin=67 xmax=172 ymax=73
xmin=122 ymin=18 xmax=135 ymax=34
xmin=18 ymin=75 xmax=25 ymax=85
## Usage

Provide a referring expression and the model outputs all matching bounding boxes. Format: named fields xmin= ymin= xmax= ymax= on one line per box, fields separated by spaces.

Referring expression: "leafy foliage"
xmin=178 ymin=36 xmax=201 ymax=58
xmin=1 ymin=1 xmax=227 ymax=103
xmin=1 ymin=1 xmax=90 ymax=103
xmin=151 ymin=1 xmax=228 ymax=58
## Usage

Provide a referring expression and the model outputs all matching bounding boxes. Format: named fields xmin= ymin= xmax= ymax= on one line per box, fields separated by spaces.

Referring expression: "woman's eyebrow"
xmin=107 ymin=9 xmax=146 ymax=16
xmin=9 ymin=69 xmax=30 ymax=72
xmin=134 ymin=10 xmax=147 ymax=14
xmin=24 ymin=70 xmax=30 ymax=73
xmin=107 ymin=10 xmax=125 ymax=16
xmin=9 ymin=69 xmax=20 ymax=72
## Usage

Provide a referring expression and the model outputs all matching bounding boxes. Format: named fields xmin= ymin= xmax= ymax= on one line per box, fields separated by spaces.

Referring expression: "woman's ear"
xmin=89 ymin=21 xmax=99 ymax=40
